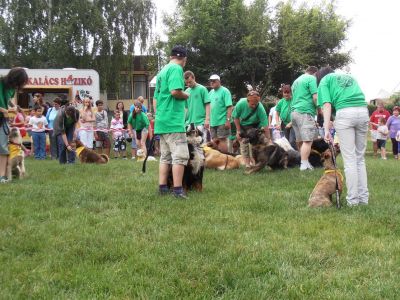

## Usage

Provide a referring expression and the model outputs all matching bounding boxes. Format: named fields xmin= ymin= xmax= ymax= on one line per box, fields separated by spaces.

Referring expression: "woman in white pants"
xmin=317 ymin=67 xmax=369 ymax=206
xmin=79 ymin=98 xmax=95 ymax=148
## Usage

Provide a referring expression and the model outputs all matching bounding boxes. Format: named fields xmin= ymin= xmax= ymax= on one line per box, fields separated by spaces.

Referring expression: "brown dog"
xmin=308 ymin=149 xmax=343 ymax=208
xmin=7 ymin=127 xmax=26 ymax=180
xmin=72 ymin=140 xmax=109 ymax=164
xmin=203 ymin=146 xmax=243 ymax=170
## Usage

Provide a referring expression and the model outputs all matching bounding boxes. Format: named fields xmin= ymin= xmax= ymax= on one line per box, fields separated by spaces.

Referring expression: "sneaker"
xmin=0 ymin=176 xmax=9 ymax=183
xmin=131 ymin=156 xmax=136 ymax=160
xmin=123 ymin=157 xmax=127 ymax=160
xmin=300 ymin=164 xmax=314 ymax=171
xmin=173 ymin=192 xmax=189 ymax=200
xmin=159 ymin=188 xmax=170 ymax=196
xmin=382 ymin=157 xmax=387 ymax=160
xmin=147 ymin=156 xmax=157 ymax=161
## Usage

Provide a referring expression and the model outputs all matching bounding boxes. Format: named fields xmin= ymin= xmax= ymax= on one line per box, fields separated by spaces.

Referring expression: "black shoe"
xmin=159 ymin=189 xmax=170 ymax=196
xmin=173 ymin=192 xmax=189 ymax=200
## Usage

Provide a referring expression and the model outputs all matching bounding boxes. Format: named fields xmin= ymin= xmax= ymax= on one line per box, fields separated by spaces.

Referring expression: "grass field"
xmin=1 ymin=148 xmax=400 ymax=299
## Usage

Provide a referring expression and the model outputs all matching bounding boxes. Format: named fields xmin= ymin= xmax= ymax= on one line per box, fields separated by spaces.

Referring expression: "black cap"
xmin=171 ymin=45 xmax=187 ymax=58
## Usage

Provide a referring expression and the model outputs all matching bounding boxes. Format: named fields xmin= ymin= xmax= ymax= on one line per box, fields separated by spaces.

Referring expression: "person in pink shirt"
xmin=369 ymin=101 xmax=391 ymax=157
xmin=110 ymin=111 xmax=127 ymax=159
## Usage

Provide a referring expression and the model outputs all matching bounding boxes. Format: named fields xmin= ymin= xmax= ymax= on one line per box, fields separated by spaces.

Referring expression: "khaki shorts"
xmin=0 ymin=123 xmax=9 ymax=155
xmin=160 ymin=133 xmax=189 ymax=165
xmin=240 ymin=140 xmax=251 ymax=158
xmin=210 ymin=125 xmax=231 ymax=139
xmin=291 ymin=111 xmax=318 ymax=142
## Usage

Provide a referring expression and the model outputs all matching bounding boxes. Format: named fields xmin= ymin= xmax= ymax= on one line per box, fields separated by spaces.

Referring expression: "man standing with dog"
xmin=154 ymin=45 xmax=190 ymax=199
xmin=233 ymin=90 xmax=269 ymax=168
xmin=184 ymin=71 xmax=210 ymax=143
xmin=290 ymin=66 xmax=319 ymax=171
xmin=208 ymin=74 xmax=233 ymax=153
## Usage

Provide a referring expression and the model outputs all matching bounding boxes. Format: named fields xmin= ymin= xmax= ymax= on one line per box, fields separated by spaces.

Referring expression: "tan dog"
xmin=71 ymin=140 xmax=109 ymax=164
xmin=308 ymin=149 xmax=343 ymax=208
xmin=7 ymin=127 xmax=26 ymax=180
xmin=203 ymin=146 xmax=243 ymax=170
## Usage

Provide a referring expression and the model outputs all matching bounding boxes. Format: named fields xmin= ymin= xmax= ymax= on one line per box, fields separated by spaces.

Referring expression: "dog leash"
xmin=142 ymin=135 xmax=156 ymax=174
xmin=329 ymin=141 xmax=341 ymax=209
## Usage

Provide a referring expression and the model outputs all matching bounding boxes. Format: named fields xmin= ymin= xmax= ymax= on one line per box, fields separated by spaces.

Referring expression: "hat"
xmin=209 ymin=74 xmax=220 ymax=81
xmin=171 ymin=45 xmax=187 ymax=58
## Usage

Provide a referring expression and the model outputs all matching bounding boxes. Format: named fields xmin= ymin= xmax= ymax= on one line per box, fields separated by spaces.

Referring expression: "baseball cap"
xmin=171 ymin=45 xmax=187 ymax=57
xmin=209 ymin=74 xmax=220 ymax=81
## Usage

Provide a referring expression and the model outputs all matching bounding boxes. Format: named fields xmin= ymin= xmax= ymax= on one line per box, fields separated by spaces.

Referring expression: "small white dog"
xmin=7 ymin=127 xmax=26 ymax=180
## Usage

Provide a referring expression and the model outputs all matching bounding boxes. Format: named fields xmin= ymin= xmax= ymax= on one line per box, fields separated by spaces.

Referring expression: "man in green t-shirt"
xmin=233 ymin=91 xmax=269 ymax=168
xmin=275 ymin=84 xmax=296 ymax=149
xmin=208 ymin=74 xmax=233 ymax=153
xmin=291 ymin=66 xmax=318 ymax=171
xmin=154 ymin=45 xmax=190 ymax=199
xmin=0 ymin=67 xmax=28 ymax=183
xmin=184 ymin=71 xmax=210 ymax=142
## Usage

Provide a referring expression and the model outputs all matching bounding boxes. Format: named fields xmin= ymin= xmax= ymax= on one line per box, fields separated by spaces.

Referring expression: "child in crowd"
xmin=376 ymin=117 xmax=389 ymax=160
xmin=28 ymin=106 xmax=48 ymax=159
xmin=110 ymin=111 xmax=126 ymax=159
xmin=94 ymin=100 xmax=110 ymax=156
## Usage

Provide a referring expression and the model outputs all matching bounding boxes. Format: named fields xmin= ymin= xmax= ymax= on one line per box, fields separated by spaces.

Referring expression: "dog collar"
xmin=324 ymin=169 xmax=344 ymax=182
xmin=76 ymin=146 xmax=85 ymax=157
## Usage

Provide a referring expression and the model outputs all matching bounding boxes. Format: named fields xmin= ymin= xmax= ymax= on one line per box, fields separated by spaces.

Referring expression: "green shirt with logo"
xmin=0 ymin=81 xmax=15 ymax=109
xmin=209 ymin=86 xmax=232 ymax=127
xmin=291 ymin=74 xmax=318 ymax=116
xmin=232 ymin=98 xmax=268 ymax=127
xmin=317 ymin=73 xmax=366 ymax=111
xmin=275 ymin=98 xmax=292 ymax=124
xmin=185 ymin=83 xmax=210 ymax=126
xmin=127 ymin=111 xmax=150 ymax=131
xmin=154 ymin=62 xmax=186 ymax=134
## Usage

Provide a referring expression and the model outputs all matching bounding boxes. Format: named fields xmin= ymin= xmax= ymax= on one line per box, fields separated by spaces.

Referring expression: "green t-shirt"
xmin=0 ymin=81 xmax=15 ymax=109
xmin=127 ymin=111 xmax=150 ymax=131
xmin=185 ymin=83 xmax=210 ymax=126
xmin=275 ymin=98 xmax=292 ymax=124
xmin=317 ymin=73 xmax=366 ymax=111
xmin=154 ymin=62 xmax=186 ymax=134
xmin=209 ymin=86 xmax=232 ymax=127
xmin=291 ymin=74 xmax=318 ymax=116
xmin=232 ymin=98 xmax=268 ymax=127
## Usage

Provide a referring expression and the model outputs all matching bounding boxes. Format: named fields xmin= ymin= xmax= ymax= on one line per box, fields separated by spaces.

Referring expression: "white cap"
xmin=209 ymin=74 xmax=220 ymax=81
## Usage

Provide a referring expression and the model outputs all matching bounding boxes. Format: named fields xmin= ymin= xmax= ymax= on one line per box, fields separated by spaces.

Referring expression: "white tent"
xmin=149 ymin=76 xmax=157 ymax=88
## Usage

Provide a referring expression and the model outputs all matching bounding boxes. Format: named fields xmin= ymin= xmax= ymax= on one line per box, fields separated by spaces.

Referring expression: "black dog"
xmin=167 ymin=124 xmax=205 ymax=191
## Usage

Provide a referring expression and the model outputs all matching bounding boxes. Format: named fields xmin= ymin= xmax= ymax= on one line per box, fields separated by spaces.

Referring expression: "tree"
xmin=164 ymin=0 xmax=350 ymax=97
xmin=0 ymin=0 xmax=156 ymax=92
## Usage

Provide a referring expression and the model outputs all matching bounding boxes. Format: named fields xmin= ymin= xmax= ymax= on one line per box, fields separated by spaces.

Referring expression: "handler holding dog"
xmin=291 ymin=66 xmax=319 ymax=171
xmin=233 ymin=90 xmax=269 ymax=168
xmin=317 ymin=67 xmax=369 ymax=207
xmin=0 ymin=67 xmax=28 ymax=183
xmin=154 ymin=45 xmax=190 ymax=199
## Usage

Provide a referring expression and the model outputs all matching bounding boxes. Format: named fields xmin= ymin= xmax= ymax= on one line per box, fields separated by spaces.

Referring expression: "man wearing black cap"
xmin=154 ymin=45 xmax=190 ymax=199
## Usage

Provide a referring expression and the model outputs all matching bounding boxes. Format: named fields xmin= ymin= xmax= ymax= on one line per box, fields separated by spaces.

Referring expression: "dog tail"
xmin=142 ymin=136 xmax=155 ymax=173
xmin=100 ymin=154 xmax=109 ymax=163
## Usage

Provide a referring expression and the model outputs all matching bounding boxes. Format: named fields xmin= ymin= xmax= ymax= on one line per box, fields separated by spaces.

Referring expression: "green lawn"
xmin=1 ymin=149 xmax=400 ymax=299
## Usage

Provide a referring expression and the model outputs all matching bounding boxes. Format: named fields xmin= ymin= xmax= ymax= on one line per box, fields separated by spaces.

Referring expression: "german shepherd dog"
xmin=241 ymin=127 xmax=299 ymax=173
xmin=167 ymin=124 xmax=205 ymax=192
xmin=7 ymin=127 xmax=26 ymax=180
xmin=308 ymin=149 xmax=343 ymax=207
xmin=71 ymin=139 xmax=109 ymax=164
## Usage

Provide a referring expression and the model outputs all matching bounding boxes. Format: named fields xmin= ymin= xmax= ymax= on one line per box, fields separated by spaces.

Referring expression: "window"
xmin=119 ymin=73 xmax=132 ymax=100
xmin=133 ymin=75 xmax=146 ymax=99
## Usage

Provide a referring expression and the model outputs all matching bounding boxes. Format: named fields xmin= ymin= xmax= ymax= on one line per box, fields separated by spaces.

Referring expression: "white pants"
xmin=79 ymin=128 xmax=94 ymax=149
xmin=334 ymin=107 xmax=369 ymax=205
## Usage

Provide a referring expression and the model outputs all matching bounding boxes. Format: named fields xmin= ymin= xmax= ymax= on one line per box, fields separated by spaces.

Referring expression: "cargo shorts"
xmin=160 ymin=133 xmax=189 ymax=165
xmin=210 ymin=125 xmax=231 ymax=139
xmin=291 ymin=111 xmax=318 ymax=142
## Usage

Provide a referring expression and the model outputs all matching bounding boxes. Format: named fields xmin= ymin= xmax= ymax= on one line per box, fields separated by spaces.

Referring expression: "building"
xmin=107 ymin=55 xmax=157 ymax=112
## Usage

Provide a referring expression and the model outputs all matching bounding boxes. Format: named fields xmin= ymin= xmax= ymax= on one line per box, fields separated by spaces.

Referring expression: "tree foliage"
xmin=0 ymin=0 xmax=156 ymax=92
xmin=165 ymin=0 xmax=350 ymax=97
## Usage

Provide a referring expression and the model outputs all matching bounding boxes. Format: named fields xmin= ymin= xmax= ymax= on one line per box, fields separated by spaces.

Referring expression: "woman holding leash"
xmin=0 ymin=67 xmax=28 ymax=183
xmin=317 ymin=67 xmax=369 ymax=207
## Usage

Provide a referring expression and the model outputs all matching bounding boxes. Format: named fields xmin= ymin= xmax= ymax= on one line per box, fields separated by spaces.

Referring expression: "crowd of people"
xmin=1 ymin=49 xmax=399 ymax=207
